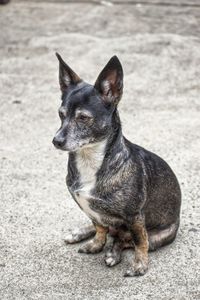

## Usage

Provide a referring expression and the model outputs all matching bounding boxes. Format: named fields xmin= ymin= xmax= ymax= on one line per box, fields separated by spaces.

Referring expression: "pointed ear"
xmin=56 ymin=52 xmax=82 ymax=93
xmin=94 ymin=56 xmax=123 ymax=105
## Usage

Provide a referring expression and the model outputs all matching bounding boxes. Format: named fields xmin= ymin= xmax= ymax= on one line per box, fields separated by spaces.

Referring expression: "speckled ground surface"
xmin=0 ymin=1 xmax=200 ymax=299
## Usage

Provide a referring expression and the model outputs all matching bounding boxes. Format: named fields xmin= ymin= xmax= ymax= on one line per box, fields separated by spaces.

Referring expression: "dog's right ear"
xmin=56 ymin=53 xmax=82 ymax=93
xmin=94 ymin=55 xmax=123 ymax=106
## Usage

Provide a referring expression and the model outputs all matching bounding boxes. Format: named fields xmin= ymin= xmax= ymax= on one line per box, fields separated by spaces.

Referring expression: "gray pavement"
xmin=0 ymin=1 xmax=200 ymax=299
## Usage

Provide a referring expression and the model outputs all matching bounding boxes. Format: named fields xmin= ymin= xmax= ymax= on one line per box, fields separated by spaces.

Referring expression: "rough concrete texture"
xmin=0 ymin=1 xmax=200 ymax=299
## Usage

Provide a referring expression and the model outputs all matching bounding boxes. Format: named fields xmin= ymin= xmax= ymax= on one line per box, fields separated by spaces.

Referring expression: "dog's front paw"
xmin=78 ymin=240 xmax=104 ymax=254
xmin=105 ymin=250 xmax=121 ymax=267
xmin=124 ymin=260 xmax=148 ymax=277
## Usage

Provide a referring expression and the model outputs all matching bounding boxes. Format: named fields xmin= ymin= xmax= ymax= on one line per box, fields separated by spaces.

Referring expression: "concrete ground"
xmin=0 ymin=0 xmax=200 ymax=299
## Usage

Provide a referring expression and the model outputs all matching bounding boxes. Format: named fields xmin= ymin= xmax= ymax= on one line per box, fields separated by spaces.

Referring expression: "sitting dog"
xmin=52 ymin=53 xmax=181 ymax=276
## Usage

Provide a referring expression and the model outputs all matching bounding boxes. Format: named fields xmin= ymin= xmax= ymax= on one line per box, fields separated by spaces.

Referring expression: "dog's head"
xmin=52 ymin=53 xmax=123 ymax=152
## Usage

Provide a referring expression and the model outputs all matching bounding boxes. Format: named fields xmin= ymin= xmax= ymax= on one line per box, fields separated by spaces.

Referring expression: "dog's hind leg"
xmin=148 ymin=221 xmax=179 ymax=251
xmin=64 ymin=224 xmax=96 ymax=244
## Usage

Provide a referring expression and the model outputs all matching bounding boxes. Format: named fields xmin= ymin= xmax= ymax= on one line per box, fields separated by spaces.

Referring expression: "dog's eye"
xmin=76 ymin=114 xmax=91 ymax=122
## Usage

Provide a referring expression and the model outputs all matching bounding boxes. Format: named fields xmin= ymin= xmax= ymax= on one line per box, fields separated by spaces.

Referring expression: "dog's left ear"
xmin=56 ymin=53 xmax=82 ymax=93
xmin=94 ymin=55 xmax=123 ymax=105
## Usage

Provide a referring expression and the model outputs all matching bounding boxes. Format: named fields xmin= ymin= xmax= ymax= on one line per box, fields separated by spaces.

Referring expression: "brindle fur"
xmin=53 ymin=54 xmax=181 ymax=276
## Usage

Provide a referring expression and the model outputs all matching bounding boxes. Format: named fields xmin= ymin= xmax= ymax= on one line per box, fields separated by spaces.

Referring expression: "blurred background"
xmin=0 ymin=1 xmax=200 ymax=299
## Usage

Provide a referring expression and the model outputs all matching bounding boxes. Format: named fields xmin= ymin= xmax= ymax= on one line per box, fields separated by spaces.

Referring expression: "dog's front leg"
xmin=124 ymin=214 xmax=149 ymax=277
xmin=78 ymin=224 xmax=108 ymax=254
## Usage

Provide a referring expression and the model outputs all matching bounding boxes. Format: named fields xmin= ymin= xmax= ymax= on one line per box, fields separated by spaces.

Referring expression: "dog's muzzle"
xmin=52 ymin=136 xmax=66 ymax=149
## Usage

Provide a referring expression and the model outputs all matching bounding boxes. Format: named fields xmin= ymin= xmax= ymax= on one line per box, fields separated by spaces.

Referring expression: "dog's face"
xmin=52 ymin=53 xmax=123 ymax=152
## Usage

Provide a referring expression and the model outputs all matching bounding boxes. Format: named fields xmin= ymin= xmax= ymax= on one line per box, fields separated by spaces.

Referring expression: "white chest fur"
xmin=73 ymin=140 xmax=107 ymax=223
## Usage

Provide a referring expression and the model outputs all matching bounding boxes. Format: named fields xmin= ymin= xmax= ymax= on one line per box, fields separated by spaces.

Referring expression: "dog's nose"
xmin=52 ymin=136 xmax=65 ymax=148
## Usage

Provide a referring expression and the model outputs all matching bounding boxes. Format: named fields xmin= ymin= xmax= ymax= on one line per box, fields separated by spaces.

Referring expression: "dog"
xmin=52 ymin=53 xmax=181 ymax=276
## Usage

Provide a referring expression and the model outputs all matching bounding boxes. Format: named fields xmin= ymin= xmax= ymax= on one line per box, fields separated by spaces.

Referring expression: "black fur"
xmin=53 ymin=54 xmax=181 ymax=276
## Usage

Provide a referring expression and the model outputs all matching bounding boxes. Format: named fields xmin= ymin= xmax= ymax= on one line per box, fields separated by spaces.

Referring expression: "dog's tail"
xmin=148 ymin=220 xmax=180 ymax=252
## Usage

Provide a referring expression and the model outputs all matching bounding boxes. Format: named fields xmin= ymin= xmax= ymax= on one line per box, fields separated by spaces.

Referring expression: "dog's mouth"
xmin=53 ymin=144 xmax=69 ymax=151
xmin=52 ymin=138 xmax=91 ymax=153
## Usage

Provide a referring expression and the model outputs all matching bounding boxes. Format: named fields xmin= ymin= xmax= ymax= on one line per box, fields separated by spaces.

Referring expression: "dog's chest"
xmin=71 ymin=143 xmax=106 ymax=223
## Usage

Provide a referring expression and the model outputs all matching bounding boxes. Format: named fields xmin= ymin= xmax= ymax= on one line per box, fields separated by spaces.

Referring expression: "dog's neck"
xmin=75 ymin=110 xmax=127 ymax=180
xmin=73 ymin=140 xmax=106 ymax=194
xmin=76 ymin=139 xmax=108 ymax=171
